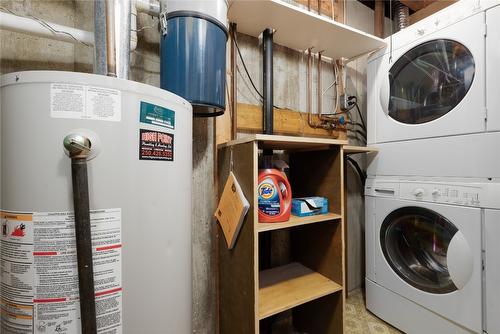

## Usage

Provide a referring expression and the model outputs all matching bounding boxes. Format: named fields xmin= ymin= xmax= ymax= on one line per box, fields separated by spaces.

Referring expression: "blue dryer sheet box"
xmin=291 ymin=197 xmax=329 ymax=217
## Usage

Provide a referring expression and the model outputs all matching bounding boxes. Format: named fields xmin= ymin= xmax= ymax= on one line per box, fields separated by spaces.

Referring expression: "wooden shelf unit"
xmin=217 ymin=135 xmax=346 ymax=334
xmin=228 ymin=0 xmax=386 ymax=60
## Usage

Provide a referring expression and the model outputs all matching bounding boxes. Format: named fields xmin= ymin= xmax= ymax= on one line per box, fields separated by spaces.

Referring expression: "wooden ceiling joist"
xmin=399 ymin=0 xmax=438 ymax=11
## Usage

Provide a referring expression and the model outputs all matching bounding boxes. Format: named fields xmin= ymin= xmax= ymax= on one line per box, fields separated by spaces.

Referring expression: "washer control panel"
xmin=400 ymin=182 xmax=482 ymax=207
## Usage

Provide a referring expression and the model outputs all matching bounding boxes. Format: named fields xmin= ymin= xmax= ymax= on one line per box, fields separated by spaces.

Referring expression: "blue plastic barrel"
xmin=160 ymin=15 xmax=227 ymax=117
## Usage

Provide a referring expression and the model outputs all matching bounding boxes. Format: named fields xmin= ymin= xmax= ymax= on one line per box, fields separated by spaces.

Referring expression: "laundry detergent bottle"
xmin=258 ymin=169 xmax=292 ymax=223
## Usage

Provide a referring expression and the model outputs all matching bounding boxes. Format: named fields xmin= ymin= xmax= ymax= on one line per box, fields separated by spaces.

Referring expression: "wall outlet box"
xmin=291 ymin=197 xmax=329 ymax=217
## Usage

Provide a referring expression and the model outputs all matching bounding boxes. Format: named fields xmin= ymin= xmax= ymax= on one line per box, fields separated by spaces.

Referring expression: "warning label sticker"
xmin=139 ymin=101 xmax=175 ymax=129
xmin=50 ymin=84 xmax=121 ymax=122
xmin=0 ymin=209 xmax=122 ymax=334
xmin=139 ymin=129 xmax=174 ymax=161
xmin=1 ymin=211 xmax=35 ymax=333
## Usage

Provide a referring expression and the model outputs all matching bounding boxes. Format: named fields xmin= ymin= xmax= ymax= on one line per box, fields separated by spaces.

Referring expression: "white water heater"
xmin=0 ymin=71 xmax=192 ymax=333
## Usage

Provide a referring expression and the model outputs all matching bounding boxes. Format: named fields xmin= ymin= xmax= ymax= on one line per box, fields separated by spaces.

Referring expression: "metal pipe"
xmin=63 ymin=135 xmax=97 ymax=334
xmin=0 ymin=12 xmax=94 ymax=45
xmin=113 ymin=0 xmax=131 ymax=81
xmin=307 ymin=48 xmax=314 ymax=127
xmin=96 ymin=0 xmax=131 ymax=79
xmin=263 ymin=28 xmax=273 ymax=135
xmin=394 ymin=1 xmax=409 ymax=30
xmin=135 ymin=0 xmax=160 ymax=16
xmin=105 ymin=0 xmax=117 ymax=77
xmin=94 ymin=0 xmax=107 ymax=75
xmin=317 ymin=51 xmax=323 ymax=118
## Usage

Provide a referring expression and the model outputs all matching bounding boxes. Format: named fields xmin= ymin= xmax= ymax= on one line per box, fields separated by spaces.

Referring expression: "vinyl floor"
xmin=345 ymin=288 xmax=403 ymax=334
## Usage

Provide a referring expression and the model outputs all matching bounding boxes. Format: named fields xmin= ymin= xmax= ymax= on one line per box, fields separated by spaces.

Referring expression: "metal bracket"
xmin=160 ymin=10 xmax=168 ymax=35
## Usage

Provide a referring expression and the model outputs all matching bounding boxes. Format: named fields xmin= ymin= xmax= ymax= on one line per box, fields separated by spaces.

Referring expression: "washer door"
xmin=374 ymin=198 xmax=482 ymax=332
xmin=380 ymin=206 xmax=473 ymax=294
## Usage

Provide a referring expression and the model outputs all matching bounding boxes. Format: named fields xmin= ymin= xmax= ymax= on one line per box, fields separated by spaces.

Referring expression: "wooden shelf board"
xmin=257 ymin=212 xmax=341 ymax=233
xmin=219 ymin=134 xmax=348 ymax=150
xmin=343 ymin=145 xmax=379 ymax=154
xmin=259 ymin=262 xmax=342 ymax=320
xmin=228 ymin=0 xmax=386 ymax=60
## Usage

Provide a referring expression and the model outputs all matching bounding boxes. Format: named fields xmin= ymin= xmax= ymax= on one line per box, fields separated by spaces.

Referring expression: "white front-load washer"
xmin=365 ymin=177 xmax=500 ymax=334
xmin=485 ymin=209 xmax=500 ymax=334
xmin=366 ymin=2 xmax=500 ymax=179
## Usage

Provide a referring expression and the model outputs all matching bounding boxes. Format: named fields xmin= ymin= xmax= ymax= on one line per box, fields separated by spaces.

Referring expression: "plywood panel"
xmin=293 ymin=0 xmax=334 ymax=18
xmin=217 ymin=142 xmax=257 ymax=334
xmin=236 ymin=103 xmax=348 ymax=140
xmin=409 ymin=1 xmax=457 ymax=24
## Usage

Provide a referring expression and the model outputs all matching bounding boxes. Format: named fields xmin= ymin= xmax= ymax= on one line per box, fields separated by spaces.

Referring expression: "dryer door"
xmin=374 ymin=198 xmax=482 ymax=332
xmin=375 ymin=12 xmax=485 ymax=143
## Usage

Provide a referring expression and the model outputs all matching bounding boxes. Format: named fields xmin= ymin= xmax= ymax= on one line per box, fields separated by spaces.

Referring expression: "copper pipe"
xmin=307 ymin=48 xmax=314 ymax=127
xmin=318 ymin=0 xmax=321 ymax=15
xmin=105 ymin=0 xmax=117 ymax=77
xmin=317 ymin=51 xmax=323 ymax=118
xmin=335 ymin=59 xmax=345 ymax=107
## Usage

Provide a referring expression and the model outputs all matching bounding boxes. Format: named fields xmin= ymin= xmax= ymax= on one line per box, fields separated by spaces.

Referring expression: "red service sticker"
xmin=139 ymin=129 xmax=174 ymax=161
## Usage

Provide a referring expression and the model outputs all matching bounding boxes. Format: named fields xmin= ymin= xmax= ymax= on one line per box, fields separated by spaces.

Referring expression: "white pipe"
xmin=131 ymin=4 xmax=138 ymax=52
xmin=0 ymin=12 xmax=94 ymax=45
xmin=0 ymin=10 xmax=140 ymax=52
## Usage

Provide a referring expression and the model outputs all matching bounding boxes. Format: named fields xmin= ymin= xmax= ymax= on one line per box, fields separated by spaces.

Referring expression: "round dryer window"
xmin=380 ymin=206 xmax=459 ymax=294
xmin=388 ymin=39 xmax=475 ymax=124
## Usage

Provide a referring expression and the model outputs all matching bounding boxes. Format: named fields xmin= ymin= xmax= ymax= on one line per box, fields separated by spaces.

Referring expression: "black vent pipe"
xmin=263 ymin=28 xmax=273 ymax=135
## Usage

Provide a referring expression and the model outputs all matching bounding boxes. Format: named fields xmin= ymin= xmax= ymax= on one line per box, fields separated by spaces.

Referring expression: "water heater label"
xmin=1 ymin=211 xmax=35 ymax=333
xmin=140 ymin=101 xmax=175 ymax=129
xmin=50 ymin=84 xmax=121 ymax=122
xmin=1 ymin=209 xmax=123 ymax=334
xmin=139 ymin=129 xmax=174 ymax=161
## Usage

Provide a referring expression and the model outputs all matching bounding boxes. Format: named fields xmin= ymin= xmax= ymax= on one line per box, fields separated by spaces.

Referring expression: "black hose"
xmin=346 ymin=155 xmax=366 ymax=189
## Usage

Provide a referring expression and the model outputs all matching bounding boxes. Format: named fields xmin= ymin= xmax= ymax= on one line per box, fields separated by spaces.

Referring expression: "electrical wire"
xmin=132 ymin=20 xmax=158 ymax=32
xmin=0 ymin=6 xmax=91 ymax=47
xmin=346 ymin=96 xmax=367 ymax=131
xmin=232 ymin=29 xmax=285 ymax=110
